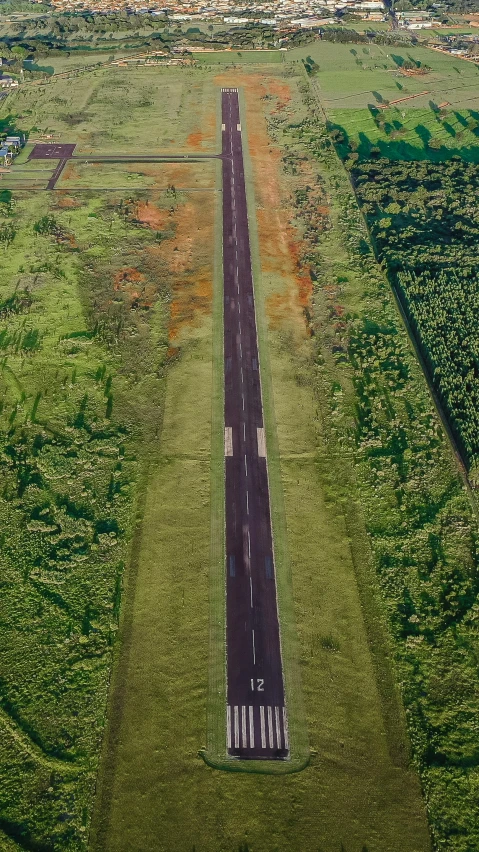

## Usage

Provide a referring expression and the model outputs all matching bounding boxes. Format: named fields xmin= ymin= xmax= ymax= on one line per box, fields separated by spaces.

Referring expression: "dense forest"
xmin=351 ymin=158 xmax=479 ymax=475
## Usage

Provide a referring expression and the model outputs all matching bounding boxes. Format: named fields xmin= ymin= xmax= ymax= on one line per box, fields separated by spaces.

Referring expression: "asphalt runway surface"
xmin=222 ymin=88 xmax=288 ymax=760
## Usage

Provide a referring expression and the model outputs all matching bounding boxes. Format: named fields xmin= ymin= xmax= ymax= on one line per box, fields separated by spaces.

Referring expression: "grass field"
xmin=3 ymin=66 xmax=218 ymax=154
xmin=87 ymin=65 xmax=431 ymax=852
xmin=287 ymin=41 xmax=479 ymax=161
xmin=1 ymin=48 xmax=478 ymax=852
xmin=194 ymin=49 xmax=283 ymax=64
xmin=289 ymin=41 xmax=479 ymax=110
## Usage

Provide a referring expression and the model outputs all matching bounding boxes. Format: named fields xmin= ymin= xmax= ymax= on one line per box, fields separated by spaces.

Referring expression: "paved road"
xmin=222 ymin=88 xmax=288 ymax=760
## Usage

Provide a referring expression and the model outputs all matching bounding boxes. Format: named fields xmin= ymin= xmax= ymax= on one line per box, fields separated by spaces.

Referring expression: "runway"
xmin=222 ymin=88 xmax=288 ymax=760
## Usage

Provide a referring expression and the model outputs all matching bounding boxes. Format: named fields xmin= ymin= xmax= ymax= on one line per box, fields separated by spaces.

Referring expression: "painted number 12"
xmin=251 ymin=678 xmax=264 ymax=692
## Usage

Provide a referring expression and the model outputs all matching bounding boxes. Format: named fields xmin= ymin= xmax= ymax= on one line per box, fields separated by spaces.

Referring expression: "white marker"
xmin=234 ymin=706 xmax=239 ymax=749
xmin=260 ymin=706 xmax=266 ymax=748
xmin=275 ymin=706 xmax=282 ymax=750
xmin=268 ymin=706 xmax=274 ymax=749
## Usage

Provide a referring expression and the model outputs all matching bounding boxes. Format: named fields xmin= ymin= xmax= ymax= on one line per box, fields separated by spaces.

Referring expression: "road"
xmin=222 ymin=88 xmax=288 ymax=760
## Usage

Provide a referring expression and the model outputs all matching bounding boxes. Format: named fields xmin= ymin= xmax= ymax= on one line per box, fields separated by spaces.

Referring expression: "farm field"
xmin=1 ymin=42 xmax=479 ymax=852
xmin=289 ymin=40 xmax=479 ymax=110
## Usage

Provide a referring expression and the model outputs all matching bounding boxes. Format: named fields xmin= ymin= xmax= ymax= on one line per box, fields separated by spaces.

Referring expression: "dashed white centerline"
xmin=244 ymin=455 xmax=248 ymax=477
xmin=246 ymin=490 xmax=249 ymax=515
xmin=243 ymin=422 xmax=246 ymax=441
xmin=252 ymin=628 xmax=256 ymax=664
xmin=249 ymin=575 xmax=253 ymax=607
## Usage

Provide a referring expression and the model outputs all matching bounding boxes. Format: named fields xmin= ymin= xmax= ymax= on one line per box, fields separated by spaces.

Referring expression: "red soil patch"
xmin=186 ymin=130 xmax=203 ymax=150
xmin=61 ymin=163 xmax=79 ymax=182
xmin=112 ymin=267 xmax=156 ymax=309
xmin=136 ymin=201 xmax=168 ymax=230
xmin=114 ymin=267 xmax=144 ymax=290
xmin=54 ymin=194 xmax=81 ymax=209
xmin=214 ymin=72 xmax=313 ymax=336
xmin=147 ymin=198 xmax=214 ymax=341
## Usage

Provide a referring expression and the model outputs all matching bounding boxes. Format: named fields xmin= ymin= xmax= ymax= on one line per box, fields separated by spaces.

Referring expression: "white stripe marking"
xmin=249 ymin=706 xmax=254 ymax=749
xmin=246 ymin=490 xmax=249 ymax=515
xmin=244 ymin=455 xmax=248 ymax=477
xmin=250 ymin=575 xmax=253 ymax=607
xmin=242 ymin=706 xmax=247 ymax=747
xmin=275 ymin=706 xmax=282 ymax=750
xmin=268 ymin=706 xmax=274 ymax=749
xmin=260 ymin=706 xmax=266 ymax=748
xmin=227 ymin=705 xmax=232 ymax=749
xmin=234 ymin=706 xmax=239 ymax=749
xmin=252 ymin=628 xmax=256 ymax=664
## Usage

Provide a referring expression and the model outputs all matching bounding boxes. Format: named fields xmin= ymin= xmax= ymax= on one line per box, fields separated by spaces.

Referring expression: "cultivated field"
xmin=290 ymin=41 xmax=479 ymax=110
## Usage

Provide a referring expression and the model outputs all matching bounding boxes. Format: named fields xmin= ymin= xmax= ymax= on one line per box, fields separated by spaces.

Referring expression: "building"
xmin=0 ymin=146 xmax=12 ymax=165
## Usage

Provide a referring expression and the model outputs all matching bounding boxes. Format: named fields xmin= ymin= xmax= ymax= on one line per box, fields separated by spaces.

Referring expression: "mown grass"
xmin=329 ymin=104 xmax=479 ymax=161
xmin=2 ymin=65 xmax=218 ymax=155
xmin=289 ymin=40 xmax=479 ymax=110
xmin=195 ymin=49 xmax=283 ymax=65
xmin=89 ymin=65 xmax=431 ymax=852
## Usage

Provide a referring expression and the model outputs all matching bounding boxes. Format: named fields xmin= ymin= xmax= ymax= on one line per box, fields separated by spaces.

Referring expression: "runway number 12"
xmin=251 ymin=678 xmax=264 ymax=692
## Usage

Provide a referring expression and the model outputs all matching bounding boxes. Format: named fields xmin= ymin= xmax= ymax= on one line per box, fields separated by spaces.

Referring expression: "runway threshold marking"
xmin=222 ymin=88 xmax=288 ymax=761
